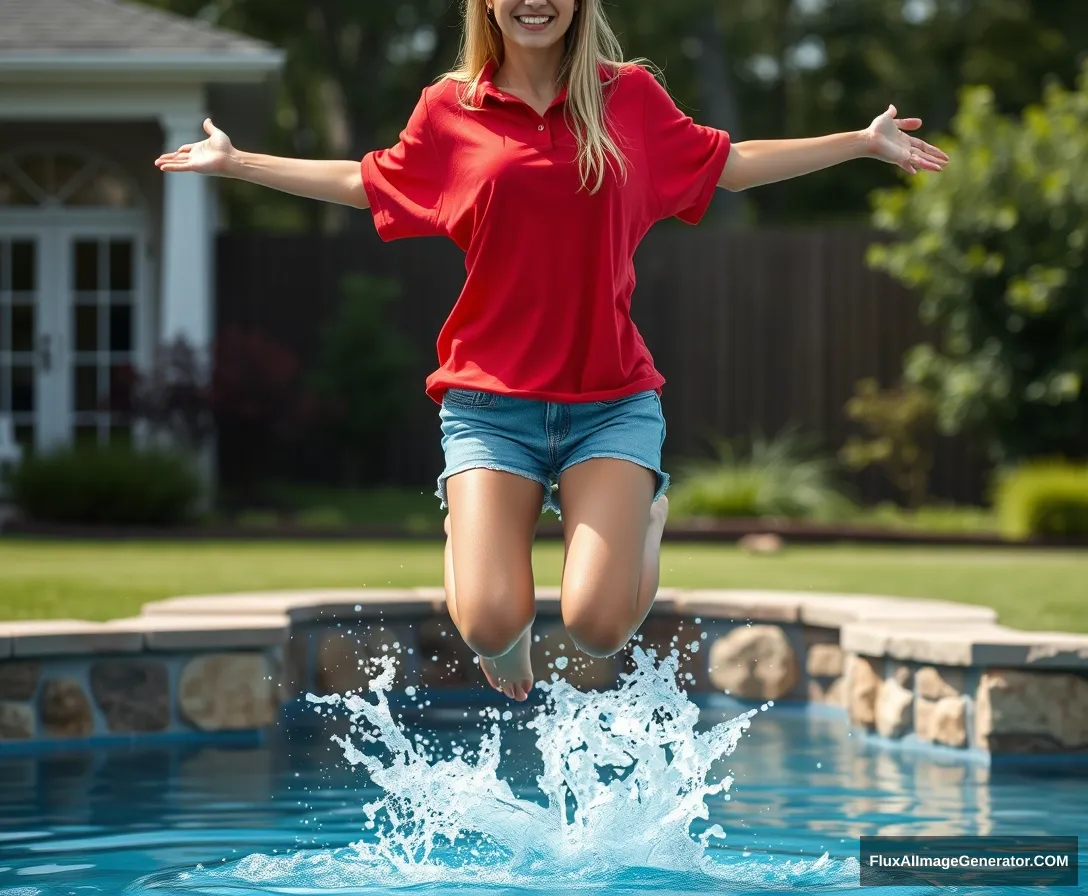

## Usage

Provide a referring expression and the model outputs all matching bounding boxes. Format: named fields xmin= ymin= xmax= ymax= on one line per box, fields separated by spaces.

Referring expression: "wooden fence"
xmin=215 ymin=225 xmax=987 ymax=505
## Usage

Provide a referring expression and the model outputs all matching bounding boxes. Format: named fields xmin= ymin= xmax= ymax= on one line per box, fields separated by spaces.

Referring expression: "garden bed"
xmin=3 ymin=514 xmax=1087 ymax=549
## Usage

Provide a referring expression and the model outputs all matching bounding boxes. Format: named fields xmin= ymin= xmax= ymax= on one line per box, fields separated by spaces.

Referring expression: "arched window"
xmin=0 ymin=148 xmax=142 ymax=209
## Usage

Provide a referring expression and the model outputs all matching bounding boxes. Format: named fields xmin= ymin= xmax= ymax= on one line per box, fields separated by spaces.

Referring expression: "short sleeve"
xmin=361 ymin=89 xmax=446 ymax=241
xmin=641 ymin=70 xmax=731 ymax=224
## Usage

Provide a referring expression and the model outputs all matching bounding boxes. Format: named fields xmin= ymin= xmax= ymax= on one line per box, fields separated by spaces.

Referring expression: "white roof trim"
xmin=0 ymin=51 xmax=285 ymax=83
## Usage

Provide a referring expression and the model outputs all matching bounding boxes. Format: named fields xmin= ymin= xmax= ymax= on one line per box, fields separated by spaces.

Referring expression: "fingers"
xmin=894 ymin=118 xmax=923 ymax=131
xmin=203 ymin=117 xmax=216 ymax=136
xmin=901 ymin=151 xmax=944 ymax=174
xmin=155 ymin=144 xmax=193 ymax=161
xmin=154 ymin=149 xmax=191 ymax=170
xmin=910 ymin=135 xmax=950 ymax=162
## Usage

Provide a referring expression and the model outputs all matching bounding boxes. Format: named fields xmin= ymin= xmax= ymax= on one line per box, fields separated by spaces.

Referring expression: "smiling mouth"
xmin=515 ymin=14 xmax=554 ymax=27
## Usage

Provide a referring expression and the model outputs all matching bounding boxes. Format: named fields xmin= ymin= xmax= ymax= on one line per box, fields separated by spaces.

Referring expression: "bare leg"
xmin=444 ymin=469 xmax=543 ymax=701
xmin=557 ymin=458 xmax=668 ymax=657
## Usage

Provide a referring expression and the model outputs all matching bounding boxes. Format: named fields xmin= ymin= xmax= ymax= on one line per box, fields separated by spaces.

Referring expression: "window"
xmin=0 ymin=149 xmax=140 ymax=209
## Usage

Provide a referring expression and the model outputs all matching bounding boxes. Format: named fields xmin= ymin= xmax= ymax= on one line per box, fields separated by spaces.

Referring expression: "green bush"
xmin=867 ymin=65 xmax=1088 ymax=464
xmin=850 ymin=502 xmax=997 ymax=534
xmin=841 ymin=378 xmax=937 ymax=508
xmin=234 ymin=509 xmax=282 ymax=529
xmin=9 ymin=444 xmax=201 ymax=526
xmin=994 ymin=461 xmax=1088 ymax=540
xmin=309 ymin=274 xmax=417 ymax=485
xmin=295 ymin=506 xmax=349 ymax=530
xmin=669 ymin=427 xmax=854 ymax=521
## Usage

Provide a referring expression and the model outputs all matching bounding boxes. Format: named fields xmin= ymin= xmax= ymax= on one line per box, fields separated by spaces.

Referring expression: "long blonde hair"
xmin=441 ymin=0 xmax=643 ymax=193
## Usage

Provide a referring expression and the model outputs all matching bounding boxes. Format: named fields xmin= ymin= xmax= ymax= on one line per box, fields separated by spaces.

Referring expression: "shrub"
xmin=867 ymin=66 xmax=1088 ymax=464
xmin=853 ymin=502 xmax=997 ymax=534
xmin=669 ymin=427 xmax=854 ymax=521
xmin=9 ymin=444 xmax=201 ymax=526
xmin=295 ymin=506 xmax=349 ymax=530
xmin=840 ymin=378 xmax=937 ymax=508
xmin=234 ymin=509 xmax=282 ymax=530
xmin=212 ymin=327 xmax=313 ymax=442
xmin=308 ymin=274 xmax=417 ymax=485
xmin=994 ymin=460 xmax=1088 ymax=540
xmin=113 ymin=337 xmax=215 ymax=454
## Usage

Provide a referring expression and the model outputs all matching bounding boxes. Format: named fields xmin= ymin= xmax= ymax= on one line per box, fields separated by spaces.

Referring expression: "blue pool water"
xmin=0 ymin=651 xmax=1085 ymax=896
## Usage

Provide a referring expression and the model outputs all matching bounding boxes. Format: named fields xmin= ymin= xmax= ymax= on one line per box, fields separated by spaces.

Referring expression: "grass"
xmin=0 ymin=539 xmax=1085 ymax=633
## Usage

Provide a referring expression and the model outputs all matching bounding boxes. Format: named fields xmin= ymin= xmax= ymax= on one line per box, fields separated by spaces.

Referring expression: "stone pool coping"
xmin=4 ymin=589 xmax=1088 ymax=757
xmin=2 ymin=588 xmax=1084 ymax=669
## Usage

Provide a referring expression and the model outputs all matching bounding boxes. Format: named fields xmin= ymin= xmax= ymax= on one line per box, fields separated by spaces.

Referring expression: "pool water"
xmin=0 ymin=652 xmax=1085 ymax=896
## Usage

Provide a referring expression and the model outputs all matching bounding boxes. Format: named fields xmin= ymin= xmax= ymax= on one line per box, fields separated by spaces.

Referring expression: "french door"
xmin=0 ymin=216 xmax=147 ymax=453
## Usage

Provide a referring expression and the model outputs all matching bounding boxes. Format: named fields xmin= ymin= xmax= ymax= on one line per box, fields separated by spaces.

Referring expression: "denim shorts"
xmin=435 ymin=388 xmax=669 ymax=517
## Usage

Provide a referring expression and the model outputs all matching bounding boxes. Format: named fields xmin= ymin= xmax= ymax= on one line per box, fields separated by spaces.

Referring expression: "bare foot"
xmin=478 ymin=627 xmax=534 ymax=702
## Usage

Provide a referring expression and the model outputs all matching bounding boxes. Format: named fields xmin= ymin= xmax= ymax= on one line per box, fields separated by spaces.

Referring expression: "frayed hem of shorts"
xmin=558 ymin=453 xmax=671 ymax=504
xmin=435 ymin=464 xmax=557 ymax=514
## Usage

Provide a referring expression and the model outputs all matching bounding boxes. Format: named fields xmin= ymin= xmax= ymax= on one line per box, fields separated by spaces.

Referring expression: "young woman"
xmin=157 ymin=0 xmax=947 ymax=703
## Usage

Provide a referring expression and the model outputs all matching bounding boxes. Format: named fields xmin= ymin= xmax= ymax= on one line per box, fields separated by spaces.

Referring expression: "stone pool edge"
xmin=1 ymin=588 xmax=1086 ymax=759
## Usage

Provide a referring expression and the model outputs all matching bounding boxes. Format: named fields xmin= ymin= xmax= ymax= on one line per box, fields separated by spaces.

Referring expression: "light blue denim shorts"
xmin=435 ymin=388 xmax=669 ymax=517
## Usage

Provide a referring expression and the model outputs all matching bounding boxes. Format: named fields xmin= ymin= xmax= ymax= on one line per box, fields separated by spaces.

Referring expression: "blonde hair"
xmin=441 ymin=0 xmax=646 ymax=193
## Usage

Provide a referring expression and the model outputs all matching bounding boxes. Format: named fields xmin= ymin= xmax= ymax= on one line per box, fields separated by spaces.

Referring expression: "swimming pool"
xmin=1 ymin=652 xmax=1084 ymax=896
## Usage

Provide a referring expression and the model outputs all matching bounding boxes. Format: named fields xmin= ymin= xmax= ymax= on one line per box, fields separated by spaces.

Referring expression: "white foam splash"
xmin=301 ymin=646 xmax=753 ymax=878
xmin=132 ymin=647 xmax=877 ymax=894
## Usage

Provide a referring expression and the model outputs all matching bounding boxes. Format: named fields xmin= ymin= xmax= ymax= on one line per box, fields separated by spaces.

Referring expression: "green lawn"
xmin=0 ymin=539 xmax=1085 ymax=633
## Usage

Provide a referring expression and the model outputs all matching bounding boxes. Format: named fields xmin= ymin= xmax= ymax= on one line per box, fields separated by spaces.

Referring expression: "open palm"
xmin=155 ymin=118 xmax=235 ymax=175
xmin=865 ymin=105 xmax=949 ymax=174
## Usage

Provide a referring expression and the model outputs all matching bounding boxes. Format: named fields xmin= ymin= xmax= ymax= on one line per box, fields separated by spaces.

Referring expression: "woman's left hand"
xmin=864 ymin=105 xmax=950 ymax=174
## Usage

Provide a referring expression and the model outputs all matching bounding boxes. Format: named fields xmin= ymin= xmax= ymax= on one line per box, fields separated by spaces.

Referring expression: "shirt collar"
xmin=479 ymin=57 xmax=611 ymax=109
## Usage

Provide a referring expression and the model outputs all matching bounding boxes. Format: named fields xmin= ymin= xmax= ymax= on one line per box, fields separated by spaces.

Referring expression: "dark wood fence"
xmin=215 ymin=225 xmax=987 ymax=505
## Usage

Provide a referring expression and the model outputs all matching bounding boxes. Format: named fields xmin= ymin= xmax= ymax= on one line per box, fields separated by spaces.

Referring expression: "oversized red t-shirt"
xmin=360 ymin=60 xmax=731 ymax=404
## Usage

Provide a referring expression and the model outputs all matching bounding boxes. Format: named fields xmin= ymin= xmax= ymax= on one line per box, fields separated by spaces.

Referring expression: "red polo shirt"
xmin=361 ymin=60 xmax=730 ymax=404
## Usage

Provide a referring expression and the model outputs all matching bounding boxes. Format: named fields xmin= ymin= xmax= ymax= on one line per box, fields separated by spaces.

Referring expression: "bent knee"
xmin=563 ymin=603 xmax=632 ymax=658
xmin=458 ymin=593 xmax=534 ymax=658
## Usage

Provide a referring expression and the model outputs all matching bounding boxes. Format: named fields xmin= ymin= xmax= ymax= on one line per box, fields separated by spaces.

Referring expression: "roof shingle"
xmin=0 ymin=0 xmax=276 ymax=56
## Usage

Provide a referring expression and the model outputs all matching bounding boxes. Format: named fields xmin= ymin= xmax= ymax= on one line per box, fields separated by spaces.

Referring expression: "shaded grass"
xmin=0 ymin=539 xmax=1085 ymax=633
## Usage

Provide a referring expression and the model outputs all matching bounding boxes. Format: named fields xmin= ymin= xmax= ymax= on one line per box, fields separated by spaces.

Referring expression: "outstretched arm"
xmin=717 ymin=105 xmax=949 ymax=192
xmin=155 ymin=119 xmax=369 ymax=209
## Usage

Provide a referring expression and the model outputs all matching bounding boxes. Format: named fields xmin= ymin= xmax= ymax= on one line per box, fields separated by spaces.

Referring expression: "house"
xmin=0 ymin=0 xmax=283 ymax=455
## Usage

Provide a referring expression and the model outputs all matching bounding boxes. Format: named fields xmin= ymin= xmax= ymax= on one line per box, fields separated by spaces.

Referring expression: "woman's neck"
xmin=495 ymin=44 xmax=564 ymax=102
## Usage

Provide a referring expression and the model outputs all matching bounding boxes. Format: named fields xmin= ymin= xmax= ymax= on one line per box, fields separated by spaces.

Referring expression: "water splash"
xmin=306 ymin=646 xmax=752 ymax=878
xmin=130 ymin=647 xmax=884 ymax=894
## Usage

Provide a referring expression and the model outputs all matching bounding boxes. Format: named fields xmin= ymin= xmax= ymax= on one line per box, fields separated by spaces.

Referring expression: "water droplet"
xmin=555 ymin=656 xmax=568 ymax=670
xmin=287 ymin=648 xmax=764 ymax=888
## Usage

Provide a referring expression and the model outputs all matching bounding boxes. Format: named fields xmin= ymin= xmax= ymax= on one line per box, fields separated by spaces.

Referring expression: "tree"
xmin=867 ymin=62 xmax=1088 ymax=464
xmin=139 ymin=0 xmax=464 ymax=232
xmin=139 ymin=0 xmax=1088 ymax=227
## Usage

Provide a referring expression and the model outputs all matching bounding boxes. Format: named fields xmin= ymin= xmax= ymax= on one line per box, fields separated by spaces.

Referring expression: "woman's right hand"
xmin=155 ymin=118 xmax=236 ymax=176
